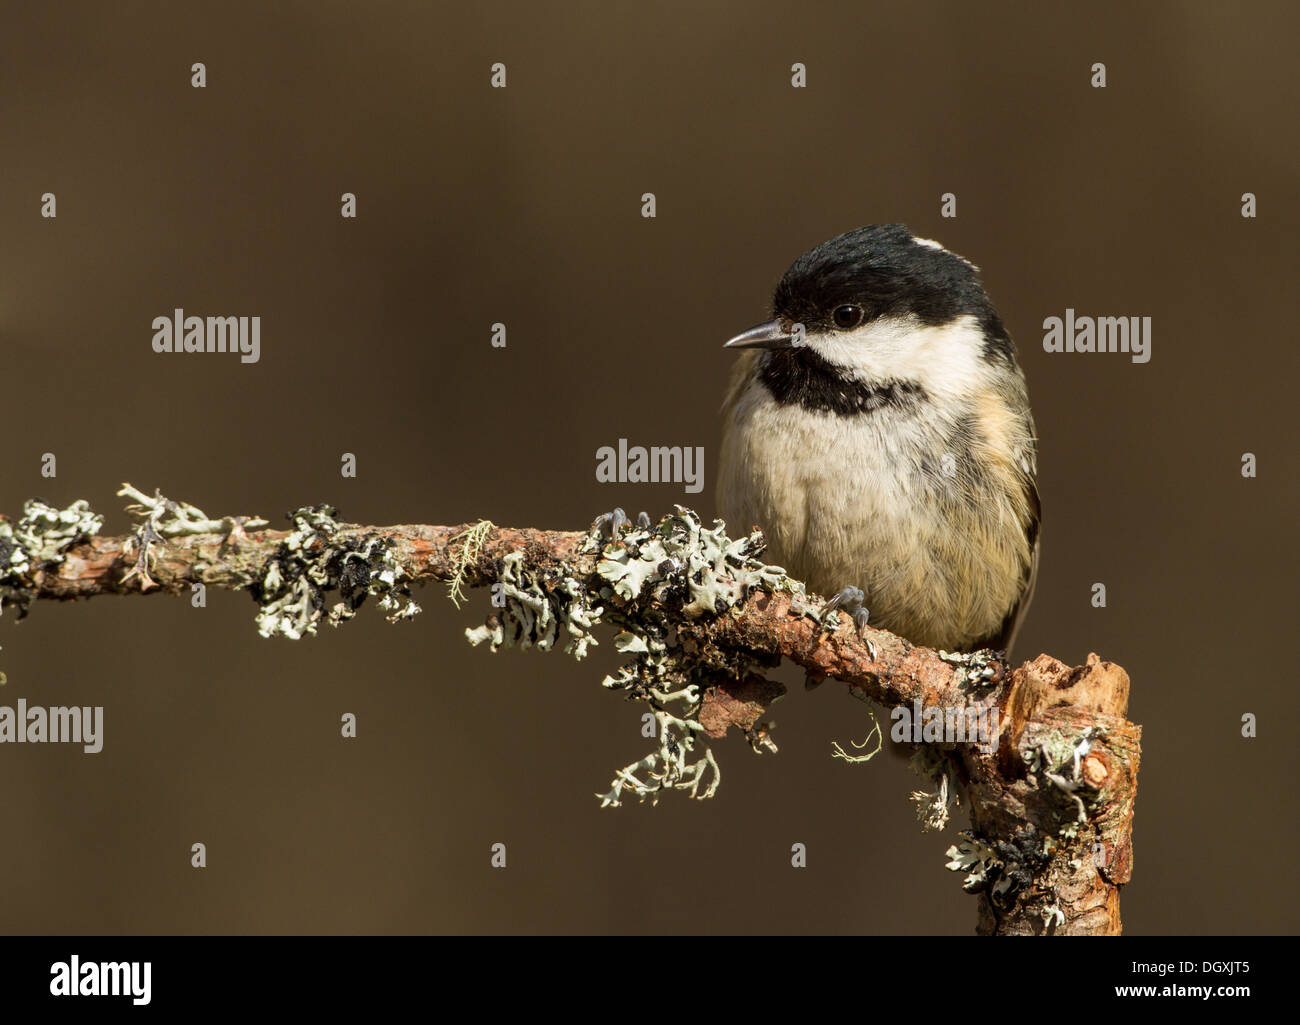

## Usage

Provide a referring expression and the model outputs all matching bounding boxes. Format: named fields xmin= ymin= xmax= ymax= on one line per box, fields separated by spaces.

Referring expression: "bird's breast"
xmin=718 ymin=371 xmax=1031 ymax=650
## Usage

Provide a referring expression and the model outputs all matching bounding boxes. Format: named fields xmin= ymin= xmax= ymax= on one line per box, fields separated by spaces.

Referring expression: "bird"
xmin=717 ymin=224 xmax=1039 ymax=656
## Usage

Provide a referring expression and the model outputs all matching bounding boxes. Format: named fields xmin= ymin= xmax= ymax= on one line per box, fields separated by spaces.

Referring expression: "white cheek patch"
xmin=805 ymin=314 xmax=992 ymax=401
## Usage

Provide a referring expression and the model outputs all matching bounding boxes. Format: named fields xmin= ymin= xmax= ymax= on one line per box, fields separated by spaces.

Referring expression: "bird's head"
xmin=724 ymin=224 xmax=1017 ymax=400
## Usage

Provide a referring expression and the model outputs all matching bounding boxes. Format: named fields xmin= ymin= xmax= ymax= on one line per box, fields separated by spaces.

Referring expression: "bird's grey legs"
xmin=594 ymin=507 xmax=651 ymax=539
xmin=821 ymin=585 xmax=870 ymax=633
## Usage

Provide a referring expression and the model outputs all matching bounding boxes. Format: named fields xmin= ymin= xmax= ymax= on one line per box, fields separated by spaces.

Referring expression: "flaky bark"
xmin=9 ymin=511 xmax=1139 ymax=935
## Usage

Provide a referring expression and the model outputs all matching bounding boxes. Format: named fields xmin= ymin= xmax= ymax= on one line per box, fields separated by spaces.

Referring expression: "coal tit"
xmin=718 ymin=224 xmax=1039 ymax=654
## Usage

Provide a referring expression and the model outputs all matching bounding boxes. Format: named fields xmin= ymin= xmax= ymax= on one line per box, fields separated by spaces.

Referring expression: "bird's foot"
xmin=593 ymin=507 xmax=651 ymax=540
xmin=820 ymin=585 xmax=871 ymax=634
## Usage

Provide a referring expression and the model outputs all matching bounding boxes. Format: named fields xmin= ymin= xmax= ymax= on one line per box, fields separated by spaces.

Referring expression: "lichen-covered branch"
xmin=0 ymin=486 xmax=1140 ymax=935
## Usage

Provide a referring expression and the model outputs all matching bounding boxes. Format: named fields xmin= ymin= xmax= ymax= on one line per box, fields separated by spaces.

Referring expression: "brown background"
xmin=1 ymin=1 xmax=1295 ymax=935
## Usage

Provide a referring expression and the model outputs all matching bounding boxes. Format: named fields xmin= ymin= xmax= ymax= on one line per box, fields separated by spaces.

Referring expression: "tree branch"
xmin=0 ymin=487 xmax=1140 ymax=935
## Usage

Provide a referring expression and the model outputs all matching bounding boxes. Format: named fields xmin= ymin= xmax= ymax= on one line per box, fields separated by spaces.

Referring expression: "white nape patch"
xmin=805 ymin=314 xmax=992 ymax=401
xmin=914 ymin=235 xmax=978 ymax=269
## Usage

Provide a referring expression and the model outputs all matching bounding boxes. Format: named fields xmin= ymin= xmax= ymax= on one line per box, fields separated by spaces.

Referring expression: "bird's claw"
xmin=594 ymin=507 xmax=651 ymax=540
xmin=821 ymin=585 xmax=870 ymax=634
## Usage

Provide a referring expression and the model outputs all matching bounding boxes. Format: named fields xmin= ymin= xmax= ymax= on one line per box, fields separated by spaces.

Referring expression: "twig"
xmin=0 ymin=488 xmax=1140 ymax=934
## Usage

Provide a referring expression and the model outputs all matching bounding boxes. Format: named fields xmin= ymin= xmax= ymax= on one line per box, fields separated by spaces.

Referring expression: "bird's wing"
xmin=981 ymin=475 xmax=1040 ymax=657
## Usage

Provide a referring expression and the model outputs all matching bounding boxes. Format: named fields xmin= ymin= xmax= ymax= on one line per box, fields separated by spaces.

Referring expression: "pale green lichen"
xmin=0 ymin=497 xmax=105 ymax=677
xmin=1025 ymin=725 xmax=1105 ymax=824
xmin=910 ymin=746 xmax=962 ymax=832
xmin=945 ymin=833 xmax=1011 ymax=896
xmin=118 ymin=483 xmax=268 ymax=539
xmin=466 ymin=507 xmax=806 ymax=806
xmin=598 ymin=705 xmax=721 ymax=808
xmin=589 ymin=508 xmax=817 ymax=702
xmin=0 ymin=498 xmax=105 ymax=617
xmin=945 ymin=820 xmax=1059 ymax=919
xmin=591 ymin=505 xmax=800 ymax=615
xmin=447 ymin=520 xmax=494 ymax=609
xmin=938 ymin=647 xmax=1002 ymax=688
xmin=12 ymin=498 xmax=103 ymax=561
xmin=945 ymin=827 xmax=1050 ymax=906
xmin=253 ymin=505 xmax=421 ymax=640
xmin=831 ymin=707 xmax=883 ymax=765
xmin=112 ymin=486 xmax=420 ymax=636
xmin=464 ymin=551 xmax=601 ymax=658
xmin=117 ymin=482 xmax=269 ymax=590
xmin=936 ymin=727 xmax=1107 ymax=919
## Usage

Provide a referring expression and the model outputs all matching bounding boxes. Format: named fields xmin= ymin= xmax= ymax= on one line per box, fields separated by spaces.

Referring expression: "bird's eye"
xmin=832 ymin=304 xmax=864 ymax=330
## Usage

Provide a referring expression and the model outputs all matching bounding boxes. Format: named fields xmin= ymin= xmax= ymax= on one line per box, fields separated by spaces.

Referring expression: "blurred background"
xmin=0 ymin=0 xmax=1295 ymax=934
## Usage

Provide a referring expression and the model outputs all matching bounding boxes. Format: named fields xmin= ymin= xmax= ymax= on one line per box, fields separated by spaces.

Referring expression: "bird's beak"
xmin=723 ymin=319 xmax=796 ymax=350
